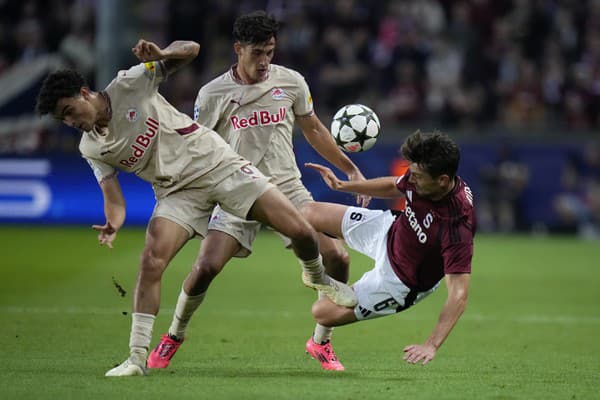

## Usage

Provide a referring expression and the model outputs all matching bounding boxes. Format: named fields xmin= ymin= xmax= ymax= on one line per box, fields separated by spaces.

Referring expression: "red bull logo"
xmin=119 ymin=117 xmax=159 ymax=168
xmin=230 ymin=107 xmax=287 ymax=130
xmin=271 ymin=87 xmax=285 ymax=100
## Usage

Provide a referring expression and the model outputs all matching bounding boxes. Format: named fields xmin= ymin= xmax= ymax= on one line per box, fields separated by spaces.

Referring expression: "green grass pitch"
xmin=0 ymin=225 xmax=599 ymax=399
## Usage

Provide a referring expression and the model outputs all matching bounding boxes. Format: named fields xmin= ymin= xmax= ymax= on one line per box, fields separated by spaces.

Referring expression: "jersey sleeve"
xmin=114 ymin=61 xmax=167 ymax=91
xmin=292 ymin=73 xmax=314 ymax=117
xmin=84 ymin=157 xmax=117 ymax=184
xmin=193 ymin=85 xmax=220 ymax=129
xmin=441 ymin=227 xmax=473 ymax=274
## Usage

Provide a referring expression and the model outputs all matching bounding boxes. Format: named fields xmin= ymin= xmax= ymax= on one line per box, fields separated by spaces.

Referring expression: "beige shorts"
xmin=208 ymin=178 xmax=314 ymax=257
xmin=151 ymin=162 xmax=273 ymax=238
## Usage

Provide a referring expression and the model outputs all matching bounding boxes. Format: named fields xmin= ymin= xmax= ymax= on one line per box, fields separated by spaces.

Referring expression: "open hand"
xmin=132 ymin=39 xmax=164 ymax=62
xmin=403 ymin=343 xmax=436 ymax=365
xmin=305 ymin=162 xmax=344 ymax=191
xmin=92 ymin=221 xmax=118 ymax=249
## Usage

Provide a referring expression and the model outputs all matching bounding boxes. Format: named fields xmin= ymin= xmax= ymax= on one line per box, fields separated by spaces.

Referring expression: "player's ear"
xmin=234 ymin=42 xmax=242 ymax=56
xmin=80 ymin=87 xmax=91 ymax=99
xmin=438 ymin=174 xmax=451 ymax=186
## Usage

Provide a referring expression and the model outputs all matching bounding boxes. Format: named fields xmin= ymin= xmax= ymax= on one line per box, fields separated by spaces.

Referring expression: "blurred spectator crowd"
xmin=2 ymin=0 xmax=600 ymax=131
xmin=553 ymin=143 xmax=600 ymax=238
xmin=1 ymin=0 xmax=599 ymax=236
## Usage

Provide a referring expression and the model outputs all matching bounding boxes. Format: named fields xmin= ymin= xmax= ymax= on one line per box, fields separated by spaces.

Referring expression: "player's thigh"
xmin=249 ymin=187 xmax=312 ymax=237
xmin=300 ymin=202 xmax=347 ymax=239
xmin=143 ymin=217 xmax=190 ymax=267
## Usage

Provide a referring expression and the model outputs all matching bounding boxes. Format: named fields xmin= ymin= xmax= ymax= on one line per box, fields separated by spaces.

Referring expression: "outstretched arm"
xmin=92 ymin=175 xmax=126 ymax=248
xmin=297 ymin=114 xmax=371 ymax=207
xmin=305 ymin=162 xmax=402 ymax=199
xmin=403 ymin=273 xmax=470 ymax=365
xmin=132 ymin=39 xmax=200 ymax=76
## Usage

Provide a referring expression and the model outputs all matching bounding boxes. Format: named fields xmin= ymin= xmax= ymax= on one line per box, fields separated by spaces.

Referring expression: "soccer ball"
xmin=330 ymin=104 xmax=380 ymax=152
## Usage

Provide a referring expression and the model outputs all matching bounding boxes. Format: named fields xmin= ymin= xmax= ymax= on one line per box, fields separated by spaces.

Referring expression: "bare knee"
xmin=139 ymin=249 xmax=170 ymax=281
xmin=188 ymin=256 xmax=226 ymax=291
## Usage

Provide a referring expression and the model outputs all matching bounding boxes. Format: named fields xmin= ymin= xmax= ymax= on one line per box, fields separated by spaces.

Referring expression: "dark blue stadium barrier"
xmin=0 ymin=140 xmax=580 ymax=228
xmin=0 ymin=156 xmax=154 ymax=225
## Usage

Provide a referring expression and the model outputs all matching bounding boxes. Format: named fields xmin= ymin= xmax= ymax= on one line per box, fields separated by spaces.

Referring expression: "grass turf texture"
xmin=0 ymin=226 xmax=598 ymax=399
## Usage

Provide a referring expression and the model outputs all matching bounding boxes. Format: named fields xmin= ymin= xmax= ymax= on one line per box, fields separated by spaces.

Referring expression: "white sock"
xmin=129 ymin=312 xmax=155 ymax=363
xmin=168 ymin=288 xmax=206 ymax=340
xmin=299 ymin=255 xmax=326 ymax=284
xmin=313 ymin=324 xmax=334 ymax=344
xmin=313 ymin=291 xmax=334 ymax=343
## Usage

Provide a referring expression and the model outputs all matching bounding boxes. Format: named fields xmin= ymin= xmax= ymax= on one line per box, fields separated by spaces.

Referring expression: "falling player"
xmin=302 ymin=131 xmax=475 ymax=367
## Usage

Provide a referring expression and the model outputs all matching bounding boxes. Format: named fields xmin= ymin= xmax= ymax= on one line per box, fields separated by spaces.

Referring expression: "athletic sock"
xmin=129 ymin=312 xmax=155 ymax=364
xmin=299 ymin=255 xmax=327 ymax=284
xmin=313 ymin=291 xmax=334 ymax=344
xmin=168 ymin=288 xmax=206 ymax=340
xmin=313 ymin=324 xmax=334 ymax=344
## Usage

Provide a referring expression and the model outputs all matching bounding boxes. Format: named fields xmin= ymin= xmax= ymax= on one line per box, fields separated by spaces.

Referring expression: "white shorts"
xmin=341 ymin=207 xmax=440 ymax=321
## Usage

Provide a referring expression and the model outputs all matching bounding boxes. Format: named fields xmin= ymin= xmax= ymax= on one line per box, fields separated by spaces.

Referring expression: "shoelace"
xmin=321 ymin=343 xmax=338 ymax=362
xmin=159 ymin=343 xmax=175 ymax=358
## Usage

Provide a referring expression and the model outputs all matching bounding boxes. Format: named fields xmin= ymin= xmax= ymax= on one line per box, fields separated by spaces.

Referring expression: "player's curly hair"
xmin=401 ymin=130 xmax=460 ymax=178
xmin=233 ymin=10 xmax=279 ymax=45
xmin=36 ymin=70 xmax=87 ymax=116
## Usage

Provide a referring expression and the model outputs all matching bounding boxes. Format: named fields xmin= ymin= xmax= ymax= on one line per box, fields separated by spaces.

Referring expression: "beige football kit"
xmin=80 ymin=61 xmax=273 ymax=237
xmin=194 ymin=64 xmax=316 ymax=255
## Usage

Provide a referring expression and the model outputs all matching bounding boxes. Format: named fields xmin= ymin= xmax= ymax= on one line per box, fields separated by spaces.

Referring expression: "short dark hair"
xmin=36 ymin=70 xmax=87 ymax=116
xmin=232 ymin=10 xmax=279 ymax=45
xmin=401 ymin=130 xmax=460 ymax=178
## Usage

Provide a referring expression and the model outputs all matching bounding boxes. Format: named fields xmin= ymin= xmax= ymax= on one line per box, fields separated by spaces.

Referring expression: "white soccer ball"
xmin=330 ymin=104 xmax=380 ymax=153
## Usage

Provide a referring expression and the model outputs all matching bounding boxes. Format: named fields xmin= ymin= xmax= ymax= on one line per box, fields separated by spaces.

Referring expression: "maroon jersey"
xmin=387 ymin=172 xmax=476 ymax=291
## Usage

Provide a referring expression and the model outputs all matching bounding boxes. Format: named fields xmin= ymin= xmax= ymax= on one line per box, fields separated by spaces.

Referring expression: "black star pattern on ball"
xmin=331 ymin=104 xmax=380 ymax=153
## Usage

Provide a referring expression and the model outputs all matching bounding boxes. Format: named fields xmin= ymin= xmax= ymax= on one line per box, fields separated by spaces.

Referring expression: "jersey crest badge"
xmin=126 ymin=108 xmax=138 ymax=123
xmin=271 ymin=88 xmax=285 ymax=100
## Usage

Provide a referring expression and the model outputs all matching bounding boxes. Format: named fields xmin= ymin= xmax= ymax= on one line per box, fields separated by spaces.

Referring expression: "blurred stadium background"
xmin=0 ymin=0 xmax=599 ymax=234
xmin=1 ymin=2 xmax=599 ymax=398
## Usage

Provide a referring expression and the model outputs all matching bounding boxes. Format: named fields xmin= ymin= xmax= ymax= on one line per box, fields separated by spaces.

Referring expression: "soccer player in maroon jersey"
xmin=303 ymin=130 xmax=476 ymax=367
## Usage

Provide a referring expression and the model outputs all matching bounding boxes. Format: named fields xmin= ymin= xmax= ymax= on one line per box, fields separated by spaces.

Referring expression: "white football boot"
xmin=105 ymin=358 xmax=146 ymax=377
xmin=302 ymin=272 xmax=358 ymax=307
